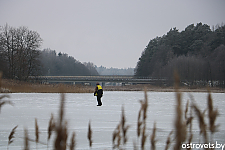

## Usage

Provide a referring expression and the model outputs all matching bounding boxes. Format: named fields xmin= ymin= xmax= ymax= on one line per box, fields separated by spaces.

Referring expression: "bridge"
xmin=30 ymin=76 xmax=167 ymax=86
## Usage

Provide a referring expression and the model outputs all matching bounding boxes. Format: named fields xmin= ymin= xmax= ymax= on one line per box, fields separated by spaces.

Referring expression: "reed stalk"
xmin=69 ymin=131 xmax=76 ymax=150
xmin=137 ymin=88 xmax=148 ymax=150
xmin=0 ymin=95 xmax=13 ymax=113
xmin=207 ymin=90 xmax=219 ymax=135
xmin=173 ymin=71 xmax=186 ymax=150
xmin=121 ymin=106 xmax=130 ymax=146
xmin=150 ymin=122 xmax=157 ymax=150
xmin=35 ymin=118 xmax=39 ymax=149
xmin=164 ymin=130 xmax=173 ymax=150
xmin=47 ymin=113 xmax=55 ymax=149
xmin=112 ymin=123 xmax=121 ymax=149
xmin=87 ymin=120 xmax=93 ymax=148
xmin=191 ymin=100 xmax=208 ymax=143
xmin=24 ymin=128 xmax=29 ymax=150
xmin=54 ymin=93 xmax=68 ymax=150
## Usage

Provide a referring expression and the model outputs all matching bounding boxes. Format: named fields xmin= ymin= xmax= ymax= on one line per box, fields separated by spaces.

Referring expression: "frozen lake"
xmin=0 ymin=91 xmax=224 ymax=150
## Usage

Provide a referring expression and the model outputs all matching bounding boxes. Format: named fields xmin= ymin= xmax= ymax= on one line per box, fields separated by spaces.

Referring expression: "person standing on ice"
xmin=94 ymin=82 xmax=103 ymax=106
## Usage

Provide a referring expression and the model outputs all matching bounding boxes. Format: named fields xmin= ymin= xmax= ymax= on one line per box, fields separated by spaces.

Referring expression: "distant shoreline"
xmin=103 ymin=85 xmax=225 ymax=93
xmin=1 ymin=79 xmax=224 ymax=93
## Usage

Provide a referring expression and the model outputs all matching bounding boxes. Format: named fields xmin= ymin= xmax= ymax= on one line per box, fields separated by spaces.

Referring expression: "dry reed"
xmin=184 ymin=100 xmax=189 ymax=120
xmin=135 ymin=88 xmax=148 ymax=150
xmin=134 ymin=88 xmax=148 ymax=149
xmin=185 ymin=100 xmax=194 ymax=150
xmin=0 ymin=95 xmax=13 ymax=113
xmin=150 ymin=122 xmax=157 ymax=150
xmin=87 ymin=120 xmax=93 ymax=148
xmin=8 ymin=125 xmax=18 ymax=148
xmin=190 ymin=95 xmax=208 ymax=143
xmin=24 ymin=128 xmax=29 ymax=150
xmin=48 ymin=113 xmax=55 ymax=142
xmin=121 ymin=106 xmax=130 ymax=146
xmin=173 ymin=71 xmax=186 ymax=150
xmin=0 ymin=73 xmax=14 ymax=112
xmin=35 ymin=118 xmax=39 ymax=150
xmin=69 ymin=132 xmax=76 ymax=150
xmin=112 ymin=123 xmax=121 ymax=149
xmin=137 ymin=105 xmax=142 ymax=138
xmin=54 ymin=93 xmax=68 ymax=150
xmin=112 ymin=106 xmax=130 ymax=149
xmin=1 ymin=79 xmax=94 ymax=93
xmin=164 ymin=130 xmax=173 ymax=150
xmin=35 ymin=118 xmax=39 ymax=143
xmin=141 ymin=122 xmax=147 ymax=150
xmin=207 ymin=89 xmax=219 ymax=134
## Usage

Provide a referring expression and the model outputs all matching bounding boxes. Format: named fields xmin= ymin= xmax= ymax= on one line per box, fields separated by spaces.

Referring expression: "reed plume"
xmin=141 ymin=123 xmax=147 ymax=150
xmin=136 ymin=88 xmax=148 ymax=150
xmin=69 ymin=132 xmax=76 ymax=150
xmin=191 ymin=101 xmax=208 ymax=143
xmin=150 ymin=122 xmax=157 ymax=150
xmin=0 ymin=72 xmax=12 ymax=107
xmin=143 ymin=88 xmax=148 ymax=121
xmin=54 ymin=93 xmax=68 ymax=150
xmin=121 ymin=106 xmax=130 ymax=145
xmin=187 ymin=114 xmax=193 ymax=150
xmin=184 ymin=100 xmax=189 ymax=120
xmin=87 ymin=120 xmax=93 ymax=147
xmin=207 ymin=90 xmax=219 ymax=134
xmin=164 ymin=130 xmax=173 ymax=150
xmin=0 ymin=95 xmax=13 ymax=113
xmin=173 ymin=71 xmax=186 ymax=150
xmin=48 ymin=113 xmax=55 ymax=142
xmin=112 ymin=106 xmax=130 ymax=149
xmin=112 ymin=123 xmax=121 ymax=149
xmin=137 ymin=104 xmax=142 ymax=138
xmin=35 ymin=118 xmax=39 ymax=143
xmin=8 ymin=125 xmax=18 ymax=148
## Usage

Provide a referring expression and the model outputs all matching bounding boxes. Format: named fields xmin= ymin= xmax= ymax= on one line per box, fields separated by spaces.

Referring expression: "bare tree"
xmin=0 ymin=24 xmax=42 ymax=80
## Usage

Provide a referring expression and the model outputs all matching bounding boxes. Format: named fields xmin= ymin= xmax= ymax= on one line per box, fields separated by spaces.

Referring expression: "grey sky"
xmin=1 ymin=0 xmax=225 ymax=68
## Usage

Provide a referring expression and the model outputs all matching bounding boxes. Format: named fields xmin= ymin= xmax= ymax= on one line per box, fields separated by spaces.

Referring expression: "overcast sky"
xmin=1 ymin=0 xmax=225 ymax=68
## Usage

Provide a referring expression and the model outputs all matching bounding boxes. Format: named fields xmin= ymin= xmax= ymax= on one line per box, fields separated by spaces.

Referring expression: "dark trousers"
xmin=97 ymin=95 xmax=102 ymax=106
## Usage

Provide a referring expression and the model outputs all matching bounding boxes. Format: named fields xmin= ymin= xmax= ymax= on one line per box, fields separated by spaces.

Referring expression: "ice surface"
xmin=0 ymin=91 xmax=224 ymax=149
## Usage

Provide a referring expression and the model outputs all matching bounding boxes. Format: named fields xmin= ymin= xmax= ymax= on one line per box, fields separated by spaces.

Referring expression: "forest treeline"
xmin=40 ymin=49 xmax=99 ymax=76
xmin=135 ymin=22 xmax=225 ymax=87
xmin=96 ymin=66 xmax=134 ymax=75
xmin=0 ymin=24 xmax=98 ymax=80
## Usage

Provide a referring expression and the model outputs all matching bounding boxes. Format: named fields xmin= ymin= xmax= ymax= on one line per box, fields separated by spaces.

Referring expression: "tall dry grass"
xmin=174 ymin=71 xmax=187 ymax=150
xmin=7 ymin=125 xmax=18 ymax=150
xmin=112 ymin=105 xmax=130 ymax=149
xmin=0 ymin=72 xmax=222 ymax=150
xmin=87 ymin=120 xmax=93 ymax=148
xmin=1 ymin=78 xmax=94 ymax=93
